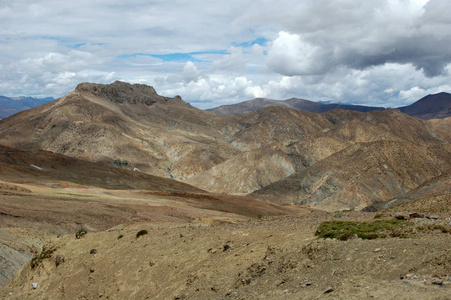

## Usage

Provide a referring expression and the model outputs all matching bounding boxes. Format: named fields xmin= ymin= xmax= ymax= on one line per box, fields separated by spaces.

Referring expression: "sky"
xmin=1 ymin=0 xmax=451 ymax=109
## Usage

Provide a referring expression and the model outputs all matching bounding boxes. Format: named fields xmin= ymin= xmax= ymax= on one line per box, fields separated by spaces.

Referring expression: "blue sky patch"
xmin=68 ymin=42 xmax=105 ymax=49
xmin=234 ymin=37 xmax=269 ymax=48
xmin=69 ymin=43 xmax=87 ymax=49
xmin=119 ymin=50 xmax=229 ymax=62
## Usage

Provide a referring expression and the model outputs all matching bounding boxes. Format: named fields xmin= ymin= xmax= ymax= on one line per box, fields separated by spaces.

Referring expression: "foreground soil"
xmin=0 ymin=178 xmax=303 ymax=288
xmin=1 ymin=212 xmax=450 ymax=300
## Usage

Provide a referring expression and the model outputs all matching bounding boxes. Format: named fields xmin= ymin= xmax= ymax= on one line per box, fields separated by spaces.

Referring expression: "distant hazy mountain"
xmin=208 ymin=92 xmax=451 ymax=120
xmin=398 ymin=92 xmax=451 ymax=119
xmin=0 ymin=96 xmax=54 ymax=118
xmin=207 ymin=97 xmax=384 ymax=116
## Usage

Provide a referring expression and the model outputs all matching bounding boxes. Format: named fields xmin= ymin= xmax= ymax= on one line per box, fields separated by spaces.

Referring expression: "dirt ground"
xmin=0 ymin=169 xmax=450 ymax=299
xmin=1 ymin=210 xmax=450 ymax=299
xmin=0 ymin=178 xmax=304 ymax=288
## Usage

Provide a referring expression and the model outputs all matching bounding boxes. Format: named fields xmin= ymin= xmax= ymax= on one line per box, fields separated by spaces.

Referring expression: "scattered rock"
xmin=373 ymin=248 xmax=382 ymax=252
xmin=409 ymin=212 xmax=424 ymax=219
xmin=55 ymin=255 xmax=64 ymax=267
xmin=346 ymin=234 xmax=359 ymax=240
xmin=395 ymin=215 xmax=408 ymax=220
xmin=324 ymin=286 xmax=334 ymax=293
xmin=32 ymin=282 xmax=38 ymax=289
xmin=90 ymin=249 xmax=97 ymax=255
xmin=76 ymin=230 xmax=87 ymax=239
xmin=432 ymin=278 xmax=444 ymax=285
xmin=403 ymin=273 xmax=418 ymax=280
xmin=223 ymin=244 xmax=231 ymax=252
xmin=426 ymin=215 xmax=439 ymax=220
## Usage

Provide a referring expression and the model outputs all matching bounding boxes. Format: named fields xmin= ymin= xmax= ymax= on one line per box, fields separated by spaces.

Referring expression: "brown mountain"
xmin=0 ymin=81 xmax=450 ymax=211
xmin=0 ymin=81 xmax=239 ymax=181
xmin=252 ymin=140 xmax=451 ymax=211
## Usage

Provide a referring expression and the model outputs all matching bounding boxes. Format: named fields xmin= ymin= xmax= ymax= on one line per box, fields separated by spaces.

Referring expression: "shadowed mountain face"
xmin=398 ymin=92 xmax=451 ymax=119
xmin=208 ymin=92 xmax=451 ymax=120
xmin=0 ymin=144 xmax=204 ymax=193
xmin=0 ymin=81 xmax=450 ymax=211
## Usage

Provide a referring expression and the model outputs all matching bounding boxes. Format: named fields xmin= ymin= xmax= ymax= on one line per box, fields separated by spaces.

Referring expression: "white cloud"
xmin=399 ymin=87 xmax=427 ymax=101
xmin=1 ymin=0 xmax=451 ymax=108
xmin=182 ymin=61 xmax=200 ymax=83
xmin=267 ymin=31 xmax=331 ymax=76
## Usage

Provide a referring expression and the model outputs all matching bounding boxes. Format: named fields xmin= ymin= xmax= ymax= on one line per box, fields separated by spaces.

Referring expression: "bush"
xmin=315 ymin=220 xmax=412 ymax=240
xmin=113 ymin=159 xmax=129 ymax=168
xmin=76 ymin=227 xmax=88 ymax=239
xmin=31 ymin=246 xmax=56 ymax=269
xmin=136 ymin=229 xmax=148 ymax=238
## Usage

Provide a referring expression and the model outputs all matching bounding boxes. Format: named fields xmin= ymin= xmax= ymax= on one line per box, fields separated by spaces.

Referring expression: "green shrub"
xmin=31 ymin=247 xmax=56 ymax=269
xmin=76 ymin=227 xmax=88 ymax=239
xmin=136 ymin=229 xmax=148 ymax=238
xmin=315 ymin=220 xmax=412 ymax=241
xmin=113 ymin=159 xmax=129 ymax=168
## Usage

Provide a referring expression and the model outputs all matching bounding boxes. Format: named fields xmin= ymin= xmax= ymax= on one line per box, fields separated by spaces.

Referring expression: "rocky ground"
xmin=1 ymin=209 xmax=450 ymax=299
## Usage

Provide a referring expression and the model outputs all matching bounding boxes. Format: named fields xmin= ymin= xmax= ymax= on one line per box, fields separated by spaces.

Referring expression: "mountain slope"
xmin=0 ymin=81 xmax=240 ymax=181
xmin=398 ymin=92 xmax=451 ymax=119
xmin=253 ymin=140 xmax=451 ymax=211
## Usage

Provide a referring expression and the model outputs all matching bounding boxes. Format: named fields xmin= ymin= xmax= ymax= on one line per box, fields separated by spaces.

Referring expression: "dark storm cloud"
xmin=266 ymin=0 xmax=451 ymax=77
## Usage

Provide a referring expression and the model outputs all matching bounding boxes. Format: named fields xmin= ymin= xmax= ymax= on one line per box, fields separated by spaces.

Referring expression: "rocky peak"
xmin=75 ymin=81 xmax=178 ymax=106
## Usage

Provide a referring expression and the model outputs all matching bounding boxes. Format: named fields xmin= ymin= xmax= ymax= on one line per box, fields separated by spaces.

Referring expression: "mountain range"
xmin=0 ymin=96 xmax=54 ymax=119
xmin=0 ymin=81 xmax=450 ymax=211
xmin=2 ymin=90 xmax=450 ymax=121
xmin=208 ymin=92 xmax=451 ymax=120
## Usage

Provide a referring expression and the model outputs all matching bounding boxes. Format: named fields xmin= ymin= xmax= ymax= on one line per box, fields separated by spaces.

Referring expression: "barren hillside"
xmin=0 ymin=81 xmax=450 ymax=211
